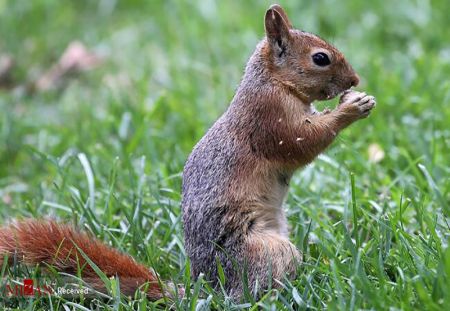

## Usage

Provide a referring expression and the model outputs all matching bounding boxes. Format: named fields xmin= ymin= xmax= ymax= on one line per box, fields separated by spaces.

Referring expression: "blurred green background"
xmin=1 ymin=0 xmax=450 ymax=309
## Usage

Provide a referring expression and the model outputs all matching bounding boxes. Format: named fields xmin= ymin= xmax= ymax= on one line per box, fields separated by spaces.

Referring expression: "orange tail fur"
xmin=0 ymin=219 xmax=167 ymax=299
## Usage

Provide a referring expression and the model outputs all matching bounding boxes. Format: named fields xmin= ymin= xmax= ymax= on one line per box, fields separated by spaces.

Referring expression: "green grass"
xmin=1 ymin=0 xmax=450 ymax=309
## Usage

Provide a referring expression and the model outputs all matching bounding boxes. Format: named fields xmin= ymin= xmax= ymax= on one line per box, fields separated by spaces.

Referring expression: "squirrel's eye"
xmin=312 ymin=52 xmax=331 ymax=66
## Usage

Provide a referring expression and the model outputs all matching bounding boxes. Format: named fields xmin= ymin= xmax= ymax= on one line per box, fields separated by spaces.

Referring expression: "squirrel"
xmin=182 ymin=4 xmax=375 ymax=298
xmin=0 ymin=4 xmax=375 ymax=301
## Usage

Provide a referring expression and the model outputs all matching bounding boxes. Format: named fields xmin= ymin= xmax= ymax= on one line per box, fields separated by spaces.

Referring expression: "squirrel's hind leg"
xmin=227 ymin=231 xmax=302 ymax=299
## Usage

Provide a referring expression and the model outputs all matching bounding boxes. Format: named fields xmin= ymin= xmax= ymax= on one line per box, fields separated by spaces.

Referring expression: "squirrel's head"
xmin=262 ymin=4 xmax=359 ymax=102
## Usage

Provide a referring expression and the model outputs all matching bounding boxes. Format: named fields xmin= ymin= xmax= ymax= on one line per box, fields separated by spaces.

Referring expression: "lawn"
xmin=1 ymin=0 xmax=450 ymax=309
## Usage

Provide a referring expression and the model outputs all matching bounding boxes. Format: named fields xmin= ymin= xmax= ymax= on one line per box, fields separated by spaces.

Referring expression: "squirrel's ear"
xmin=269 ymin=4 xmax=293 ymax=29
xmin=265 ymin=5 xmax=292 ymax=58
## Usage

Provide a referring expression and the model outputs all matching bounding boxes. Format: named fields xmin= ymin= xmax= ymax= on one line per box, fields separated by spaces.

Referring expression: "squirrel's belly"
xmin=259 ymin=185 xmax=290 ymax=237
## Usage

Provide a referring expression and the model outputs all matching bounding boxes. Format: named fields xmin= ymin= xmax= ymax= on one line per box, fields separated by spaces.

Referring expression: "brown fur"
xmin=0 ymin=220 xmax=165 ymax=299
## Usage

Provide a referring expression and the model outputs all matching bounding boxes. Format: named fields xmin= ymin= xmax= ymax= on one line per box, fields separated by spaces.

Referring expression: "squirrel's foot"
xmin=338 ymin=90 xmax=376 ymax=119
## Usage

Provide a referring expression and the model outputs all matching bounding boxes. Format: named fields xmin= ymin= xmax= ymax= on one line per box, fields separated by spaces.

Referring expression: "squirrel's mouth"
xmin=322 ymin=89 xmax=348 ymax=101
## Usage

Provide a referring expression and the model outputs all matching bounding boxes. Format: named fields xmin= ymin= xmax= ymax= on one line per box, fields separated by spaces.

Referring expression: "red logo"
xmin=2 ymin=278 xmax=54 ymax=297
xmin=23 ymin=279 xmax=34 ymax=296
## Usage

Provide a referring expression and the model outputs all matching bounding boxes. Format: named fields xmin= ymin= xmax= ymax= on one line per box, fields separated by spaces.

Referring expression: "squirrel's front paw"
xmin=338 ymin=90 xmax=376 ymax=119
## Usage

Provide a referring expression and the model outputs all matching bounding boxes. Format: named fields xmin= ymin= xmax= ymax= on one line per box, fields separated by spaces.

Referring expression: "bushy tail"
xmin=0 ymin=219 xmax=168 ymax=299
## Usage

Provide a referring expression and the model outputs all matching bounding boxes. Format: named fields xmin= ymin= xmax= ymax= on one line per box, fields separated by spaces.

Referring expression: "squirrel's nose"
xmin=349 ymin=74 xmax=359 ymax=87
